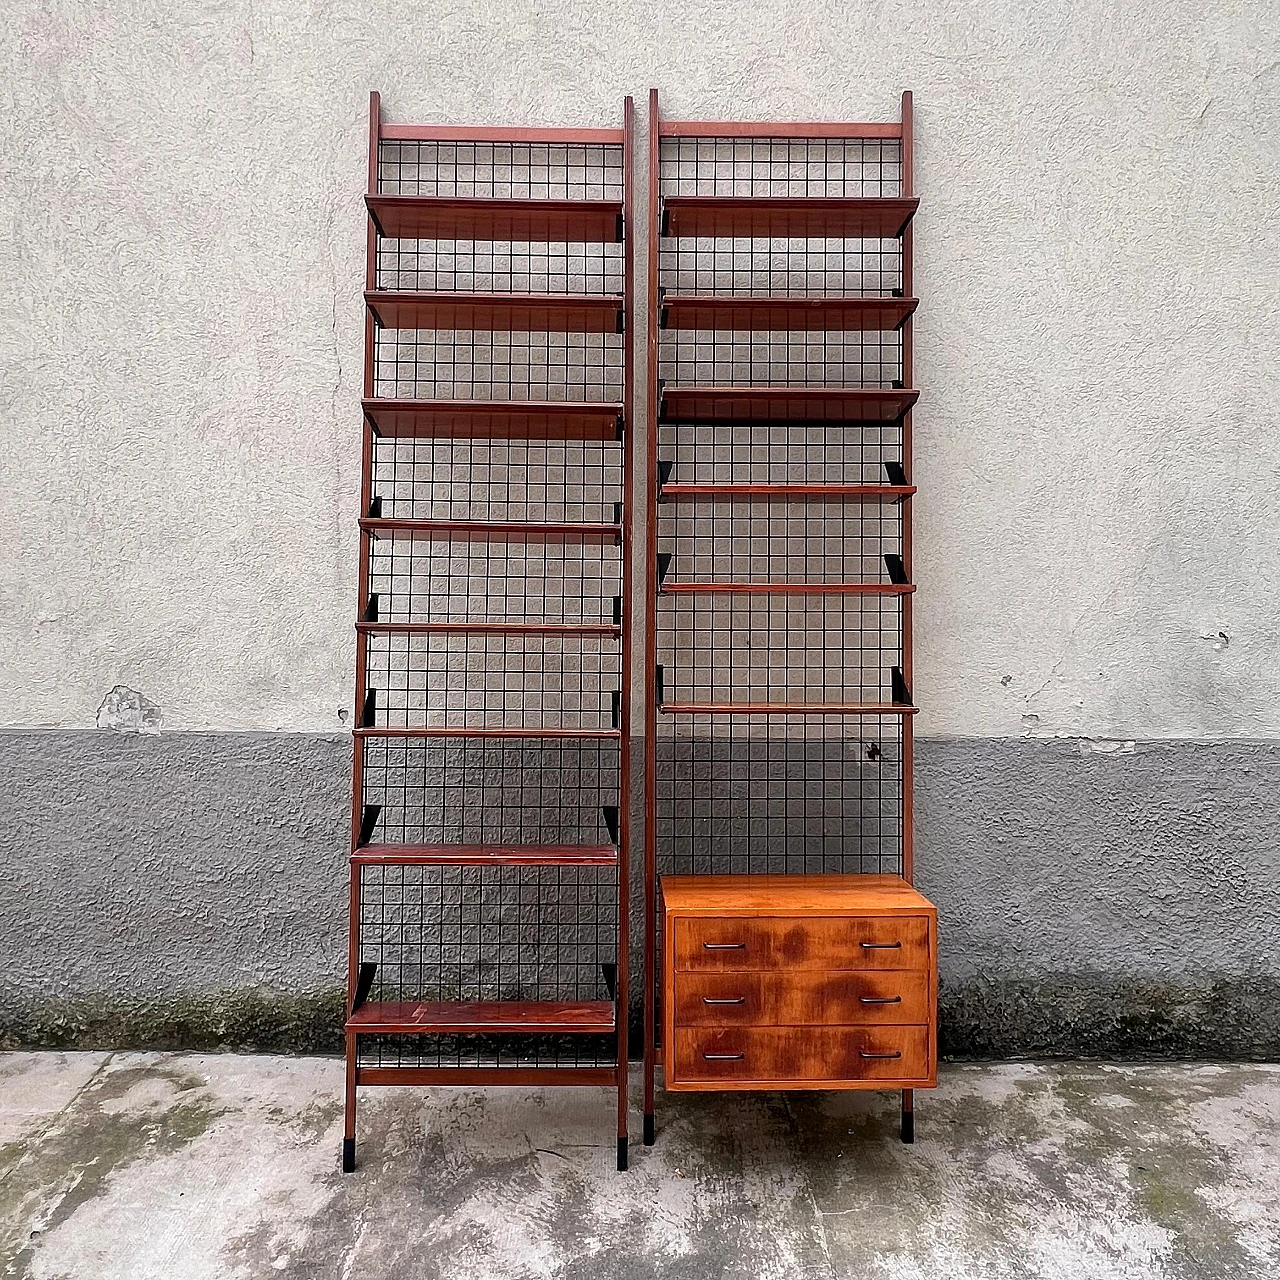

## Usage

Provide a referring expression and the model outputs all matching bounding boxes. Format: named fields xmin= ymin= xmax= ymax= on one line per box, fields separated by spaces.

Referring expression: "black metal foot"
xmin=901 ymin=1111 xmax=914 ymax=1144
xmin=643 ymin=1113 xmax=655 ymax=1146
xmin=617 ymin=1136 xmax=628 ymax=1171
xmin=342 ymin=1136 xmax=356 ymax=1172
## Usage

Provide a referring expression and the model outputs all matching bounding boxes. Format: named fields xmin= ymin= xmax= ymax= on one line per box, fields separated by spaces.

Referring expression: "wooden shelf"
xmin=659 ymin=702 xmax=917 ymax=715
xmin=367 ymin=291 xmax=624 ymax=333
xmin=661 ymin=296 xmax=916 ymax=332
xmin=354 ymin=726 xmax=622 ymax=739
xmin=356 ymin=621 xmax=621 ymax=636
xmin=360 ymin=518 xmax=621 ymax=545
xmin=660 ymin=582 xmax=915 ymax=596
xmin=367 ymin=194 xmax=624 ymax=242
xmin=347 ymin=1000 xmax=616 ymax=1035
xmin=659 ymin=483 xmax=914 ymax=503
xmin=660 ymin=386 xmax=917 ymax=423
xmin=353 ymin=844 xmax=618 ymax=867
xmin=662 ymin=196 xmax=917 ymax=240
xmin=363 ymin=398 xmax=624 ymax=441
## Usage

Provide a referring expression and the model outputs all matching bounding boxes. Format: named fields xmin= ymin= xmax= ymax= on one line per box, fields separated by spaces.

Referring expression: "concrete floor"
xmin=1 ymin=1054 xmax=1278 ymax=1279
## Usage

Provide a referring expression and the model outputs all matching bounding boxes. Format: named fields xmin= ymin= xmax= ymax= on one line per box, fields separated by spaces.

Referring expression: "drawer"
xmin=674 ymin=970 xmax=930 ymax=1027
xmin=673 ymin=915 xmax=930 ymax=972
xmin=670 ymin=1025 xmax=932 ymax=1087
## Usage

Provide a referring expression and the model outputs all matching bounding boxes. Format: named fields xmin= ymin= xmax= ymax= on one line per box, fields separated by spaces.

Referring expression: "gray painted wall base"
xmin=2 ymin=731 xmax=1277 ymax=1058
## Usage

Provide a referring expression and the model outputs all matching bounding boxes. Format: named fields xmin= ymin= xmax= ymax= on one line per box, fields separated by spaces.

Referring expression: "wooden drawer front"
xmin=672 ymin=1025 xmax=931 ymax=1085
xmin=674 ymin=970 xmax=930 ymax=1027
xmin=674 ymin=915 xmax=930 ymax=973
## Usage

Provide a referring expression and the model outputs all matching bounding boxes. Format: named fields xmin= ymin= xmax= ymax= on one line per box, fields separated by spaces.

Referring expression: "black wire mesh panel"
xmin=373 ymin=330 xmax=622 ymax=403
xmin=657 ymin=594 xmax=902 ymax=706
xmin=654 ymin=712 xmax=904 ymax=877
xmin=360 ymin=735 xmax=620 ymax=849
xmin=356 ymin=861 xmax=617 ymax=1070
xmin=367 ymin=538 xmax=621 ymax=625
xmin=377 ymin=140 xmax=623 ymax=292
xmin=658 ymin=499 xmax=901 ymax=585
xmin=658 ymin=420 xmax=902 ymax=485
xmin=372 ymin=437 xmax=621 ymax=523
xmin=364 ymin=632 xmax=621 ymax=730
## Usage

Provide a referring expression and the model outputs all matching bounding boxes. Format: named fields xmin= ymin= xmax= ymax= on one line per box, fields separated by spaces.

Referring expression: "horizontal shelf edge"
xmin=354 ymin=726 xmax=623 ymax=739
xmin=659 ymin=702 xmax=918 ymax=715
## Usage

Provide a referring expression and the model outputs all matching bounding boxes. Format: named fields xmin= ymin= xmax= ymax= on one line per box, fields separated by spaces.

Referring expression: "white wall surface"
xmin=1 ymin=0 xmax=1277 ymax=736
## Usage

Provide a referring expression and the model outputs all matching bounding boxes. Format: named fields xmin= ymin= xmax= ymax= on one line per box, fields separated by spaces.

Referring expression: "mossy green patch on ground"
xmin=0 ymin=1059 xmax=221 ymax=1279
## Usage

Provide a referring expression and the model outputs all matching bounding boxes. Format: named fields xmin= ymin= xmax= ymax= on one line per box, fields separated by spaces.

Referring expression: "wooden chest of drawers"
xmin=661 ymin=874 xmax=937 ymax=1092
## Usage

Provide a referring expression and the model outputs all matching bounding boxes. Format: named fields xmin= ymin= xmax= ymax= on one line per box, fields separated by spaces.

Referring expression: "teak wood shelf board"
xmin=367 ymin=290 xmax=625 ymax=333
xmin=661 ymin=196 xmax=919 ymax=239
xmin=359 ymin=518 xmax=622 ymax=545
xmin=658 ymin=701 xmax=918 ymax=715
xmin=362 ymin=398 xmax=624 ymax=441
xmin=355 ymin=621 xmax=623 ymax=637
xmin=353 ymin=725 xmax=623 ymax=739
xmin=351 ymin=844 xmax=620 ymax=867
xmin=366 ymin=194 xmax=624 ymax=242
xmin=658 ymin=582 xmax=915 ymax=596
xmin=661 ymin=295 xmax=918 ymax=332
xmin=659 ymin=386 xmax=919 ymax=423
xmin=347 ymin=1000 xmax=616 ymax=1035
xmin=659 ymin=483 xmax=916 ymax=503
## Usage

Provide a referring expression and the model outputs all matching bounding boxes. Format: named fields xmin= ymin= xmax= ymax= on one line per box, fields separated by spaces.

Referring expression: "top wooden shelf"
xmin=661 ymin=197 xmax=918 ymax=240
xmin=367 ymin=194 xmax=624 ymax=242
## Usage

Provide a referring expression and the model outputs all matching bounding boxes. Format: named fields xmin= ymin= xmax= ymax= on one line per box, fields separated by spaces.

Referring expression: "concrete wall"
xmin=2 ymin=0 xmax=1279 ymax=1054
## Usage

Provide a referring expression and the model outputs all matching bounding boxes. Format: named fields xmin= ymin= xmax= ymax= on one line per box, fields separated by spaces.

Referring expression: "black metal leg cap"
xmin=617 ymin=1136 xmax=629 ymax=1170
xmin=643 ymin=1113 xmax=656 ymax=1146
xmin=901 ymin=1112 xmax=915 ymax=1145
xmin=342 ymin=1136 xmax=356 ymax=1172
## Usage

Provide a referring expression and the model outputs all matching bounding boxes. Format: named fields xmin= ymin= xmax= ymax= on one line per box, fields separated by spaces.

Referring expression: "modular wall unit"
xmin=345 ymin=93 xmax=636 ymax=1172
xmin=642 ymin=91 xmax=934 ymax=1143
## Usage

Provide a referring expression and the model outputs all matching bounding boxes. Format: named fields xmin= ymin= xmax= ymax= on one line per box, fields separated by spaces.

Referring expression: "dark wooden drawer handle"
xmin=702 ymin=942 xmax=746 ymax=950
xmin=702 ymin=996 xmax=746 ymax=1005
xmin=703 ymin=1052 xmax=745 ymax=1061
xmin=860 ymin=941 xmax=902 ymax=949
xmin=859 ymin=995 xmax=903 ymax=1004
xmin=859 ymin=1050 xmax=903 ymax=1060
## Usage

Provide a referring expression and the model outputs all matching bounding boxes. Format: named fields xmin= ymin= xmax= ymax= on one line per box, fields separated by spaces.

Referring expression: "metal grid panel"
xmin=364 ymin=631 xmax=621 ymax=730
xmin=659 ymin=499 xmax=900 ymax=584
xmin=366 ymin=537 xmax=621 ymax=625
xmin=652 ymin=134 xmax=908 ymax=885
xmin=372 ymin=437 xmax=621 ymax=522
xmin=657 ymin=595 xmax=901 ymax=706
xmin=377 ymin=141 xmax=623 ymax=296
xmin=354 ymin=132 xmax=627 ymax=1075
xmin=655 ymin=713 xmax=904 ymax=876
xmin=356 ymin=861 xmax=617 ymax=1070
xmin=360 ymin=732 xmax=620 ymax=851
xmin=658 ymin=421 xmax=901 ymax=485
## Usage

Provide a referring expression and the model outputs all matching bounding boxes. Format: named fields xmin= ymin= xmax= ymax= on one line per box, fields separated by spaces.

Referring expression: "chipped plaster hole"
xmin=1078 ymin=739 xmax=1136 ymax=756
xmin=337 ymin=707 xmax=349 ymax=723
xmin=1201 ymin=629 xmax=1230 ymax=652
xmin=1020 ymin=713 xmax=1040 ymax=735
xmin=1000 ymin=675 xmax=1013 ymax=687
xmin=96 ymin=685 xmax=162 ymax=734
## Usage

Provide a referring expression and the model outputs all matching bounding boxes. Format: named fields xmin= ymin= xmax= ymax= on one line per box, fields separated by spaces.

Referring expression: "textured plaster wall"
xmin=1 ymin=1 xmax=1278 ymax=736
xmin=2 ymin=732 xmax=1278 ymax=1056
